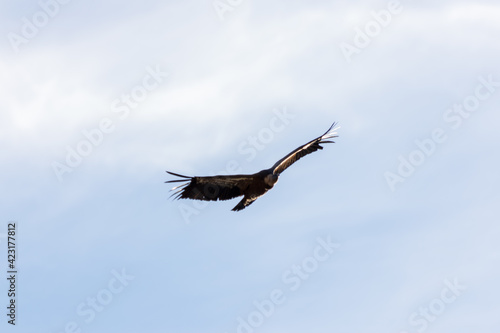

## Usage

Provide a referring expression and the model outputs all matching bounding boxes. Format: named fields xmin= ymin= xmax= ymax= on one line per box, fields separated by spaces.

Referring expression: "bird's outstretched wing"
xmin=165 ymin=171 xmax=254 ymax=201
xmin=271 ymin=122 xmax=340 ymax=175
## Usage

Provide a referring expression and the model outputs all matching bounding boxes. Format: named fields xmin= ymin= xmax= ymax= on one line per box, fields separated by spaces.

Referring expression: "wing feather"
xmin=271 ymin=122 xmax=339 ymax=175
xmin=165 ymin=171 xmax=254 ymax=201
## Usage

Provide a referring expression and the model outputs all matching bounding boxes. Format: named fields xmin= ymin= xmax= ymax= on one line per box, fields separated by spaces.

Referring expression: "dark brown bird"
xmin=166 ymin=122 xmax=340 ymax=211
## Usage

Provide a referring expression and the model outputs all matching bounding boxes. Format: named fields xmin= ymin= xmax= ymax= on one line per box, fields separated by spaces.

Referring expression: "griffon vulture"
xmin=166 ymin=122 xmax=339 ymax=211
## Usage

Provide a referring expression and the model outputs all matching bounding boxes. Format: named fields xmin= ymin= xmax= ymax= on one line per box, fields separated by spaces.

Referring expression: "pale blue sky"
xmin=1 ymin=0 xmax=500 ymax=332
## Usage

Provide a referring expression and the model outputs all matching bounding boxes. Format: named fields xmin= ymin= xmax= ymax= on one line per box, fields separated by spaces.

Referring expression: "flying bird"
xmin=166 ymin=122 xmax=340 ymax=211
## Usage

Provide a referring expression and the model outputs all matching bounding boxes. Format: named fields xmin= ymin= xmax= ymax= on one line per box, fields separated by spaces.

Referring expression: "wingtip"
xmin=321 ymin=122 xmax=340 ymax=138
xmin=166 ymin=171 xmax=192 ymax=178
xmin=331 ymin=121 xmax=340 ymax=130
xmin=323 ymin=122 xmax=340 ymax=136
xmin=323 ymin=122 xmax=334 ymax=135
xmin=332 ymin=121 xmax=341 ymax=132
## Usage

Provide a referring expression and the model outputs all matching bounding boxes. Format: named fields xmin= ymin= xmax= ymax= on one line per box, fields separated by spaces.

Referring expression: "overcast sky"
xmin=1 ymin=0 xmax=500 ymax=332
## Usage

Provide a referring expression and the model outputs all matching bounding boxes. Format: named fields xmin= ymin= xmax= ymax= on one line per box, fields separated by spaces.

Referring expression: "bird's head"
xmin=264 ymin=173 xmax=279 ymax=188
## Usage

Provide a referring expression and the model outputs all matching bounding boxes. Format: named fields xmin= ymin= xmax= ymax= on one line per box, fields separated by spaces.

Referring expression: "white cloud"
xmin=2 ymin=2 xmax=500 ymax=331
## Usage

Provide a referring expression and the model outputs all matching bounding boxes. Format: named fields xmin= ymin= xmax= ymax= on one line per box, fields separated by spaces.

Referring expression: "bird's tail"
xmin=232 ymin=196 xmax=258 ymax=211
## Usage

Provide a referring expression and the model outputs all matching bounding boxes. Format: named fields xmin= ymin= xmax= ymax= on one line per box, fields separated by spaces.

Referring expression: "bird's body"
xmin=166 ymin=122 xmax=339 ymax=211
